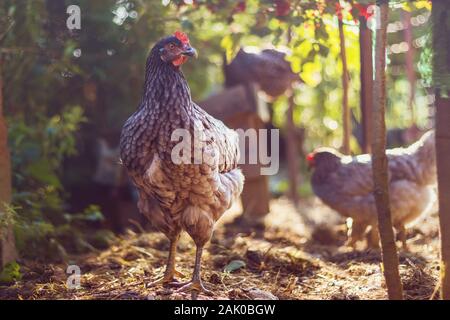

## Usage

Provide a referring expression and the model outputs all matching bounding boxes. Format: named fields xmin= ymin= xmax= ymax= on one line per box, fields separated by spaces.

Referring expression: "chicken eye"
xmin=168 ymin=43 xmax=175 ymax=49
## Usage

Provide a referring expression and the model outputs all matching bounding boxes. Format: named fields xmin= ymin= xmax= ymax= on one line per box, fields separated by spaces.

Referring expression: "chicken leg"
xmin=366 ymin=225 xmax=380 ymax=249
xmin=345 ymin=218 xmax=366 ymax=248
xmin=397 ymin=225 xmax=409 ymax=251
xmin=148 ymin=236 xmax=184 ymax=287
xmin=173 ymin=246 xmax=212 ymax=299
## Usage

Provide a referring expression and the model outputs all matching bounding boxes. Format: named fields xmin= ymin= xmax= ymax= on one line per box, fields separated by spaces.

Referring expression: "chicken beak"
xmin=182 ymin=46 xmax=198 ymax=58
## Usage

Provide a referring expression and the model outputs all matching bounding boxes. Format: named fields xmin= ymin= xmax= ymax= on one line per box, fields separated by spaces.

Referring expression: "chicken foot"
xmin=172 ymin=246 xmax=213 ymax=299
xmin=148 ymin=237 xmax=184 ymax=287
xmin=345 ymin=219 xmax=381 ymax=249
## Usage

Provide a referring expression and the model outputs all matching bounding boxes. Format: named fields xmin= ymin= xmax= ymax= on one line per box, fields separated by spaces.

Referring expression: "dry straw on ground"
xmin=0 ymin=198 xmax=440 ymax=300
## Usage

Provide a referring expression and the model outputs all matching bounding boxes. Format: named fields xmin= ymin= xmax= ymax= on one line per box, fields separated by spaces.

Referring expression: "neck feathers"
xmin=142 ymin=49 xmax=192 ymax=112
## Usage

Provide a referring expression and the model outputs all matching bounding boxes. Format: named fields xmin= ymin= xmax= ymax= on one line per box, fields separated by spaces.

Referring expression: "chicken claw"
xmin=147 ymin=238 xmax=184 ymax=287
xmin=147 ymin=269 xmax=185 ymax=288
xmin=173 ymin=279 xmax=213 ymax=299
xmin=147 ymin=277 xmax=171 ymax=288
xmin=171 ymin=246 xmax=213 ymax=299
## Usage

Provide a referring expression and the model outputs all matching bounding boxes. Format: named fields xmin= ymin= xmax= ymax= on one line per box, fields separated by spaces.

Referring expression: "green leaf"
xmin=25 ymin=160 xmax=61 ymax=189
xmin=223 ymin=260 xmax=246 ymax=273
xmin=300 ymin=61 xmax=322 ymax=87
xmin=0 ymin=261 xmax=22 ymax=285
xmin=220 ymin=34 xmax=242 ymax=62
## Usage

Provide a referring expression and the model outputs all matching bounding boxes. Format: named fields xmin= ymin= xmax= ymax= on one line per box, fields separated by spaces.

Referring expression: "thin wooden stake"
xmin=339 ymin=18 xmax=351 ymax=155
xmin=372 ymin=0 xmax=404 ymax=300
xmin=0 ymin=56 xmax=17 ymax=268
xmin=359 ymin=15 xmax=374 ymax=153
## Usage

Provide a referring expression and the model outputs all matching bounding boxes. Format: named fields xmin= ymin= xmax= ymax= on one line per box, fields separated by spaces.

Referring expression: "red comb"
xmin=306 ymin=152 xmax=315 ymax=163
xmin=174 ymin=31 xmax=189 ymax=45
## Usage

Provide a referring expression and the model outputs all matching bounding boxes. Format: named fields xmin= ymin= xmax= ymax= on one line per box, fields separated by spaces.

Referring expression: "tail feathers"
xmin=216 ymin=168 xmax=244 ymax=214
xmin=410 ymin=130 xmax=436 ymax=185
xmin=181 ymin=168 xmax=244 ymax=246
xmin=388 ymin=130 xmax=436 ymax=186
xmin=408 ymin=130 xmax=435 ymax=155
xmin=224 ymin=168 xmax=245 ymax=201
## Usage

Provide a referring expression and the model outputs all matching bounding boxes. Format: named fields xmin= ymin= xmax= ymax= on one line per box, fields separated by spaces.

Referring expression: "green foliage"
xmin=1 ymin=0 xmax=435 ymax=259
xmin=418 ymin=34 xmax=432 ymax=87
xmin=11 ymin=199 xmax=112 ymax=261
xmin=6 ymin=106 xmax=111 ymax=261
xmin=0 ymin=261 xmax=22 ymax=285
xmin=89 ymin=229 xmax=116 ymax=250
xmin=10 ymin=106 xmax=86 ymax=190
xmin=181 ymin=0 xmax=432 ymax=149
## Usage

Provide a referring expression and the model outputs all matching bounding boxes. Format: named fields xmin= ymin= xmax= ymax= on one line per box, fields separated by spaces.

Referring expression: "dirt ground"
xmin=0 ymin=197 xmax=441 ymax=300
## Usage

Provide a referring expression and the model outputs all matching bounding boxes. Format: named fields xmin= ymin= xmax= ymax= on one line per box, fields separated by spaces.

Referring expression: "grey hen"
xmin=308 ymin=131 xmax=436 ymax=248
xmin=120 ymin=32 xmax=244 ymax=297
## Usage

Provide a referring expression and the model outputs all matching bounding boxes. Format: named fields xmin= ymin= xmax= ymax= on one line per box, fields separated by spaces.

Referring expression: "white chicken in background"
xmin=308 ymin=131 xmax=436 ymax=248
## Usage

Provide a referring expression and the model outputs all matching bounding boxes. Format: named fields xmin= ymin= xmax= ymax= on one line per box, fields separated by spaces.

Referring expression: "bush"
xmin=3 ymin=106 xmax=114 ymax=261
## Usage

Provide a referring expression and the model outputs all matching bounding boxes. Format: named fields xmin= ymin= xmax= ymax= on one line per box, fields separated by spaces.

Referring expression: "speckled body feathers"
xmin=120 ymin=38 xmax=244 ymax=245
xmin=311 ymin=131 xmax=436 ymax=244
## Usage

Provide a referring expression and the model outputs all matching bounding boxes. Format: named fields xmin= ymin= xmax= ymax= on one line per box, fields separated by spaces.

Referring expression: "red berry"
xmin=234 ymin=1 xmax=246 ymax=13
xmin=275 ymin=0 xmax=290 ymax=17
xmin=335 ymin=2 xmax=343 ymax=21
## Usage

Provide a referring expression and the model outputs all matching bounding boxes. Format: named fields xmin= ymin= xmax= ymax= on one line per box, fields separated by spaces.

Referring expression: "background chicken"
xmin=119 ymin=32 xmax=244 ymax=298
xmin=308 ymin=131 xmax=436 ymax=248
xmin=224 ymin=48 xmax=300 ymax=98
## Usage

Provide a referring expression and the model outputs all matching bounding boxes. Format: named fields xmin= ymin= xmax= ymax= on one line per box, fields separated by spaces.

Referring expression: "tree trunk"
xmin=286 ymin=27 xmax=300 ymax=206
xmin=339 ymin=18 xmax=351 ymax=155
xmin=286 ymin=92 xmax=300 ymax=206
xmin=402 ymin=9 xmax=416 ymax=124
xmin=371 ymin=0 xmax=404 ymax=300
xmin=0 ymin=57 xmax=17 ymax=268
xmin=432 ymin=0 xmax=450 ymax=300
xmin=360 ymin=15 xmax=374 ymax=154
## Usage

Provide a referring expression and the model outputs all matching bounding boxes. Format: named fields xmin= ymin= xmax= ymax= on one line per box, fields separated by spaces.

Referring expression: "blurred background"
xmin=0 ymin=0 xmax=434 ymax=263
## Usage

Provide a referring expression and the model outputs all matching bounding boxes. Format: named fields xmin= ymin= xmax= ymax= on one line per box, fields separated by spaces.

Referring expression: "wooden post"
xmin=339 ymin=18 xmax=351 ymax=155
xmin=435 ymin=94 xmax=450 ymax=299
xmin=360 ymin=15 xmax=374 ymax=153
xmin=432 ymin=0 xmax=450 ymax=300
xmin=240 ymin=176 xmax=270 ymax=221
xmin=0 ymin=56 xmax=17 ymax=268
xmin=372 ymin=0 xmax=404 ymax=300
xmin=199 ymin=84 xmax=271 ymax=222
